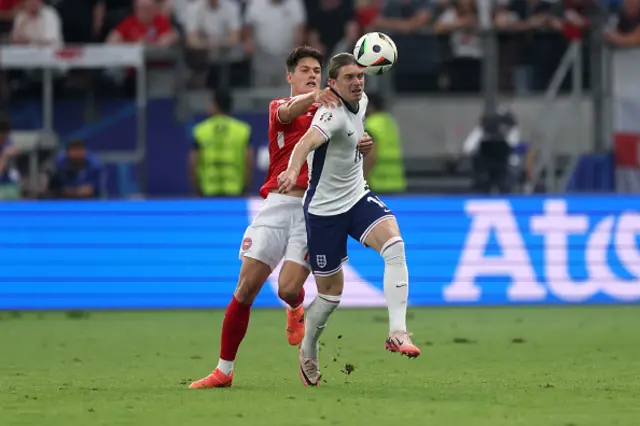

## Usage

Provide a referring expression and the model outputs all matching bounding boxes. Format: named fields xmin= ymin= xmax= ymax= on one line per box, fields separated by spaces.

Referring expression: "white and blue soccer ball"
xmin=353 ymin=32 xmax=398 ymax=76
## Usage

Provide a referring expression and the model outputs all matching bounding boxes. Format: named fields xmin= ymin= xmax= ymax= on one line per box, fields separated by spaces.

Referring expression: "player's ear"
xmin=286 ymin=72 xmax=293 ymax=85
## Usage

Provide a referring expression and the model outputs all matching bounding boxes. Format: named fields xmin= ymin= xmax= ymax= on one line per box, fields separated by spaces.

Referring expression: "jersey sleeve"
xmin=268 ymin=99 xmax=289 ymax=131
xmin=310 ymin=107 xmax=343 ymax=142
xmin=114 ymin=16 xmax=132 ymax=38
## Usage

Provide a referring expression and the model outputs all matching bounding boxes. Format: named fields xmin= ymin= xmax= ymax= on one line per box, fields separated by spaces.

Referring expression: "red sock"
xmin=219 ymin=296 xmax=251 ymax=361
xmin=279 ymin=287 xmax=305 ymax=309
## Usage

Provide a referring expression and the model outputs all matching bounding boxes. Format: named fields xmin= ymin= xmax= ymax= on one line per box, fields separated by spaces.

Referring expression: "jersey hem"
xmin=305 ymin=190 xmax=371 ymax=217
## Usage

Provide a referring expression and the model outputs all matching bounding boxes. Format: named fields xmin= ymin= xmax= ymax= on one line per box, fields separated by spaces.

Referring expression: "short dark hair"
xmin=0 ymin=114 xmax=11 ymax=134
xmin=327 ymin=53 xmax=358 ymax=80
xmin=66 ymin=139 xmax=85 ymax=150
xmin=285 ymin=46 xmax=323 ymax=73
xmin=212 ymin=91 xmax=233 ymax=113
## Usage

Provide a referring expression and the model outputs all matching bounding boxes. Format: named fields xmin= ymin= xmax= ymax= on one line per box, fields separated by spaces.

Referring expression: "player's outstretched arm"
xmin=277 ymin=127 xmax=327 ymax=193
xmin=278 ymin=89 xmax=340 ymax=124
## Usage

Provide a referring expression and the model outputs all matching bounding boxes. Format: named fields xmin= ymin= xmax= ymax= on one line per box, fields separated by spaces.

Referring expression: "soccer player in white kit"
xmin=278 ymin=53 xmax=421 ymax=386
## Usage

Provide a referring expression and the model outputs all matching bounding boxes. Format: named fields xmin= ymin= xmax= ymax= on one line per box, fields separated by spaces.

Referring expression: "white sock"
xmin=216 ymin=359 xmax=234 ymax=376
xmin=381 ymin=237 xmax=408 ymax=333
xmin=301 ymin=293 xmax=341 ymax=358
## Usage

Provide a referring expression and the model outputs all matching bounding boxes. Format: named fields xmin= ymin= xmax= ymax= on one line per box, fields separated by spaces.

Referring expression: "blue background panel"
xmin=1 ymin=195 xmax=640 ymax=310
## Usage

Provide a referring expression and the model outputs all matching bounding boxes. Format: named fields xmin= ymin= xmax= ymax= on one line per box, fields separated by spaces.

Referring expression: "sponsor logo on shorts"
xmin=241 ymin=237 xmax=252 ymax=251
xmin=316 ymin=255 xmax=327 ymax=269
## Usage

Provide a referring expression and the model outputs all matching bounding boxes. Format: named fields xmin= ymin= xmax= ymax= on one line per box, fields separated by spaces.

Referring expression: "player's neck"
xmin=330 ymin=88 xmax=359 ymax=114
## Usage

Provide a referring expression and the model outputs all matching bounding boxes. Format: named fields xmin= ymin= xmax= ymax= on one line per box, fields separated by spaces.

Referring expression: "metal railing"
xmin=1 ymin=45 xmax=185 ymax=197
xmin=531 ymin=41 xmax=584 ymax=193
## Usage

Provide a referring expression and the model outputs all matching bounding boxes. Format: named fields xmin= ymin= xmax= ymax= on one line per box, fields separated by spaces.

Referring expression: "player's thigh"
xmin=350 ymin=192 xmax=400 ymax=253
xmin=279 ymin=208 xmax=311 ymax=298
xmin=239 ymin=199 xmax=290 ymax=271
xmin=306 ymin=211 xmax=349 ymax=281
xmin=363 ymin=218 xmax=401 ymax=253
xmin=239 ymin=223 xmax=286 ymax=272
xmin=234 ymin=256 xmax=272 ymax=304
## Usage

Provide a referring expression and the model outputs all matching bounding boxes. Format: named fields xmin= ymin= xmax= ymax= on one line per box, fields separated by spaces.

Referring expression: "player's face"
xmin=331 ymin=64 xmax=365 ymax=103
xmin=67 ymin=146 xmax=87 ymax=167
xmin=287 ymin=58 xmax=322 ymax=96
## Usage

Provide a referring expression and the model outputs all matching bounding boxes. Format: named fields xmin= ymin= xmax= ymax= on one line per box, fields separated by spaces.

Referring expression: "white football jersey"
xmin=303 ymin=93 xmax=369 ymax=216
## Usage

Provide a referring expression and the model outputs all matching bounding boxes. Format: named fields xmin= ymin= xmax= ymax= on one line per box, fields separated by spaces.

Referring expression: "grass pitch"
xmin=1 ymin=306 xmax=639 ymax=426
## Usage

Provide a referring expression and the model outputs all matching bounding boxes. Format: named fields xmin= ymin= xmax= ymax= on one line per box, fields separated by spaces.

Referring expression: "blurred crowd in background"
xmin=0 ymin=0 xmax=638 ymax=200
xmin=0 ymin=0 xmax=638 ymax=97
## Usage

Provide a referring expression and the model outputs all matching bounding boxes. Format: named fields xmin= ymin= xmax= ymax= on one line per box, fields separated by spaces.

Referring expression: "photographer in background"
xmin=43 ymin=139 xmax=105 ymax=199
xmin=462 ymin=106 xmax=520 ymax=194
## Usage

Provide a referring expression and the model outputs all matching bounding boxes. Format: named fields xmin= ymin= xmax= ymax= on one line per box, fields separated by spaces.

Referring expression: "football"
xmin=353 ymin=32 xmax=398 ymax=76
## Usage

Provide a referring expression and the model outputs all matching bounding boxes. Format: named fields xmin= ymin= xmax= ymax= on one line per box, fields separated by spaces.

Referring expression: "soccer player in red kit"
xmin=189 ymin=46 xmax=341 ymax=388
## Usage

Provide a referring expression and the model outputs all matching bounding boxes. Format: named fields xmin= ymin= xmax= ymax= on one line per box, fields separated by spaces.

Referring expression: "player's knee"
xmin=278 ymin=262 xmax=308 ymax=300
xmin=315 ymin=273 xmax=344 ymax=297
xmin=277 ymin=284 xmax=299 ymax=302
xmin=381 ymin=237 xmax=405 ymax=265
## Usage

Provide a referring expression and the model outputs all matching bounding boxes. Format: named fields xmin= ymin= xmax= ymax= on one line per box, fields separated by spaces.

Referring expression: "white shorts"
xmin=239 ymin=193 xmax=309 ymax=271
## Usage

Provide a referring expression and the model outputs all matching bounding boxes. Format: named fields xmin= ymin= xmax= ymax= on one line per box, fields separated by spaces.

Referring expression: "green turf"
xmin=1 ymin=306 xmax=639 ymax=426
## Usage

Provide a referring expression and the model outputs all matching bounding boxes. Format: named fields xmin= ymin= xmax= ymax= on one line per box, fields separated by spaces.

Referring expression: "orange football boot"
xmin=385 ymin=331 xmax=421 ymax=358
xmin=286 ymin=305 xmax=305 ymax=346
xmin=188 ymin=369 xmax=233 ymax=389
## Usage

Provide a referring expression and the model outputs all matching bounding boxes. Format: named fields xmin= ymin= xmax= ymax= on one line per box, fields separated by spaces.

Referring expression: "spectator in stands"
xmin=184 ymin=0 xmax=243 ymax=89
xmin=434 ymin=0 xmax=481 ymax=92
xmin=306 ymin=0 xmax=360 ymax=57
xmin=494 ymin=0 xmax=562 ymax=92
xmin=245 ymin=0 xmax=306 ymax=88
xmin=55 ymin=0 xmax=105 ymax=43
xmin=554 ymin=0 xmax=596 ymax=42
xmin=0 ymin=114 xmax=21 ymax=200
xmin=107 ymin=0 xmax=178 ymax=46
xmin=44 ymin=140 xmax=105 ymax=199
xmin=605 ymin=0 xmax=640 ymax=46
xmin=163 ymin=0 xmax=199 ymax=34
xmin=99 ymin=0 xmax=132 ymax=41
xmin=11 ymin=0 xmax=63 ymax=46
xmin=373 ymin=0 xmax=432 ymax=34
xmin=189 ymin=91 xmax=253 ymax=197
xmin=0 ymin=0 xmax=21 ymax=36
xmin=355 ymin=0 xmax=380 ymax=32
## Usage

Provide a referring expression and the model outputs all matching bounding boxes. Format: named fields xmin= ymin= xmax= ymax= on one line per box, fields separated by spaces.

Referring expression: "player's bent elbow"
xmin=277 ymin=107 xmax=293 ymax=124
xmin=307 ymin=127 xmax=328 ymax=150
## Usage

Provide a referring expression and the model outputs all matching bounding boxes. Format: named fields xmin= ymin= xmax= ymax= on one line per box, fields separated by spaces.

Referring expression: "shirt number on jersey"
xmin=277 ymin=131 xmax=285 ymax=148
xmin=367 ymin=195 xmax=390 ymax=212
xmin=354 ymin=147 xmax=363 ymax=163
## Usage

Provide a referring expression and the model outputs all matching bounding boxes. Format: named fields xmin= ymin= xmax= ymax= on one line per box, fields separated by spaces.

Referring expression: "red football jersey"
xmin=259 ymin=98 xmax=319 ymax=199
xmin=115 ymin=14 xmax=173 ymax=43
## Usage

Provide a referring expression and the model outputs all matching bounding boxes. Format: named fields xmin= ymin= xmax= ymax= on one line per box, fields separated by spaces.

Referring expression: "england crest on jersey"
xmin=316 ymin=255 xmax=327 ymax=269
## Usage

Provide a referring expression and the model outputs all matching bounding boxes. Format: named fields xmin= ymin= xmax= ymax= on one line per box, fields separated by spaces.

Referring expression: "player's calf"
xmin=189 ymin=258 xmax=271 ymax=389
xmin=299 ymin=272 xmax=343 ymax=385
xmin=379 ymin=237 xmax=420 ymax=358
xmin=278 ymin=260 xmax=310 ymax=345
